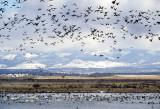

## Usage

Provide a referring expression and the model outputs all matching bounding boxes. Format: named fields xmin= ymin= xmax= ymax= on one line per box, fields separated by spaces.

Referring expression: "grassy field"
xmin=34 ymin=75 xmax=160 ymax=80
xmin=0 ymin=75 xmax=160 ymax=80
xmin=0 ymin=75 xmax=160 ymax=93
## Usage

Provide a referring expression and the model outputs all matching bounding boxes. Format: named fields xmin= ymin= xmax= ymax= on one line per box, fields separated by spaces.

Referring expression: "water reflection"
xmin=0 ymin=93 xmax=159 ymax=109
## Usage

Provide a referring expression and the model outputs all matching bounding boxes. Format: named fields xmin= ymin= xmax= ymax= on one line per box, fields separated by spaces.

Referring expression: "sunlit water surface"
xmin=0 ymin=93 xmax=159 ymax=109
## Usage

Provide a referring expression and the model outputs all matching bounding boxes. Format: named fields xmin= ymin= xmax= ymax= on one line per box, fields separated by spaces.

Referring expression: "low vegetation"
xmin=0 ymin=81 xmax=159 ymax=93
xmin=0 ymin=75 xmax=159 ymax=93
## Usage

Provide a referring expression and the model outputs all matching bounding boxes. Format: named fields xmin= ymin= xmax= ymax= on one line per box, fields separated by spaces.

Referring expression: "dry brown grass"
xmin=34 ymin=75 xmax=160 ymax=80
xmin=0 ymin=75 xmax=159 ymax=93
xmin=0 ymin=81 xmax=159 ymax=93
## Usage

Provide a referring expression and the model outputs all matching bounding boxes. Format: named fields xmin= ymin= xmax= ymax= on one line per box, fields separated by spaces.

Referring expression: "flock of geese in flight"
xmin=0 ymin=0 xmax=160 ymax=62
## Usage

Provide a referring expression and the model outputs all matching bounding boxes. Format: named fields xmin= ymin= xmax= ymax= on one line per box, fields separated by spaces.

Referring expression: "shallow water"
xmin=0 ymin=93 xmax=159 ymax=109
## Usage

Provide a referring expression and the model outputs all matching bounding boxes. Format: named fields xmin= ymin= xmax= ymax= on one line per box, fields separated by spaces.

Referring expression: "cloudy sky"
xmin=0 ymin=0 xmax=160 ymax=69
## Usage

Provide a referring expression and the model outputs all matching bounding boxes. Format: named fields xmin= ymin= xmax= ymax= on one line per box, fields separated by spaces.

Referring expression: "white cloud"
xmin=52 ymin=59 xmax=131 ymax=68
xmin=139 ymin=53 xmax=144 ymax=57
xmin=0 ymin=64 xmax=7 ymax=69
xmin=119 ymin=0 xmax=160 ymax=11
xmin=24 ymin=53 xmax=39 ymax=58
xmin=2 ymin=54 xmax=16 ymax=60
xmin=147 ymin=50 xmax=157 ymax=55
xmin=152 ymin=62 xmax=160 ymax=65
xmin=120 ymin=51 xmax=130 ymax=56
xmin=52 ymin=64 xmax=63 ymax=68
xmin=138 ymin=59 xmax=146 ymax=64
xmin=90 ymin=50 xmax=112 ymax=56
xmin=9 ymin=62 xmax=46 ymax=69
xmin=56 ymin=53 xmax=72 ymax=57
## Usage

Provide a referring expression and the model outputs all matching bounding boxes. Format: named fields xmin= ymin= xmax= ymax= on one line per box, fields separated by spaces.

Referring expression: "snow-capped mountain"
xmin=0 ymin=49 xmax=160 ymax=70
xmin=52 ymin=59 xmax=131 ymax=68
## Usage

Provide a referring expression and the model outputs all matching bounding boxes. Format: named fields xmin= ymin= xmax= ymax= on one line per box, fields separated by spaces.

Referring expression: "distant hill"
xmin=0 ymin=67 xmax=160 ymax=77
